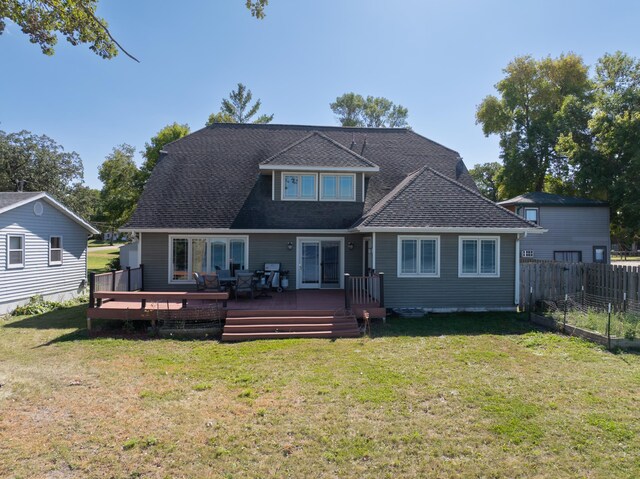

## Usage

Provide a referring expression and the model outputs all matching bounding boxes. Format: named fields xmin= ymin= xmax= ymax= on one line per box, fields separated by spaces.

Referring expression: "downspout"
xmin=372 ymin=232 xmax=377 ymax=272
xmin=515 ymin=233 xmax=521 ymax=307
xmin=137 ymin=232 xmax=142 ymax=268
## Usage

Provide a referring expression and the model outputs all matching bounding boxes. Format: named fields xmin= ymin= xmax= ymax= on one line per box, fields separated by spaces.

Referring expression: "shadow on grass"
xmin=371 ymin=312 xmax=541 ymax=338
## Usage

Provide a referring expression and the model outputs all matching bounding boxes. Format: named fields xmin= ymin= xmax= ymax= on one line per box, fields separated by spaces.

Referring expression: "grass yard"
xmin=1 ymin=308 xmax=639 ymax=478
xmin=87 ymin=245 xmax=120 ymax=274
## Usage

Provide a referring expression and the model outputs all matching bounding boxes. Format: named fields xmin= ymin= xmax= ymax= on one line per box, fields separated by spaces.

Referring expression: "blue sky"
xmin=2 ymin=0 xmax=639 ymax=189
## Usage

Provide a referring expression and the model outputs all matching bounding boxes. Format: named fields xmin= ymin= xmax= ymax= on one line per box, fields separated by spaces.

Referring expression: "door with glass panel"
xmin=297 ymin=238 xmax=343 ymax=289
xmin=299 ymin=240 xmax=321 ymax=288
xmin=321 ymin=241 xmax=340 ymax=287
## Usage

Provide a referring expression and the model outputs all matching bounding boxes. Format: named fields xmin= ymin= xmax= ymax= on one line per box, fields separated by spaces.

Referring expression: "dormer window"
xmin=523 ymin=207 xmax=538 ymax=225
xmin=282 ymin=173 xmax=317 ymax=200
xmin=320 ymin=174 xmax=355 ymax=201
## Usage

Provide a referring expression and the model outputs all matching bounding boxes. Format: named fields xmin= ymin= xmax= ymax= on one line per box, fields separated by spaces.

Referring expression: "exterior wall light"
xmin=347 ymin=241 xmax=354 ymax=250
xmin=287 ymin=241 xmax=293 ymax=250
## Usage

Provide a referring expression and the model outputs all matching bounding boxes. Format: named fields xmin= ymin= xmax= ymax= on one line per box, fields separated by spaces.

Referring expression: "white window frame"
xmin=521 ymin=249 xmax=534 ymax=258
xmin=167 ymin=235 xmax=249 ymax=284
xmin=523 ymin=207 xmax=539 ymax=225
xmin=397 ymin=235 xmax=440 ymax=278
xmin=281 ymin=172 xmax=318 ymax=201
xmin=319 ymin=173 xmax=356 ymax=202
xmin=458 ymin=236 xmax=500 ymax=278
xmin=7 ymin=234 xmax=25 ymax=269
xmin=49 ymin=235 xmax=63 ymax=266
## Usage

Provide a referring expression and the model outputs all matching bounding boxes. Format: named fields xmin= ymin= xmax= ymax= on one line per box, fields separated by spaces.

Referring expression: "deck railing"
xmin=344 ymin=272 xmax=384 ymax=309
xmin=89 ymin=264 xmax=144 ymax=308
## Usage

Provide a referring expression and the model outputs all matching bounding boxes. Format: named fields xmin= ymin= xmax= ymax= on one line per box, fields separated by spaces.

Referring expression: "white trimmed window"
xmin=320 ymin=174 xmax=355 ymax=201
xmin=169 ymin=236 xmax=248 ymax=283
xmin=397 ymin=236 xmax=440 ymax=277
xmin=282 ymin=173 xmax=317 ymax=200
xmin=524 ymin=207 xmax=539 ymax=225
xmin=49 ymin=236 xmax=63 ymax=265
xmin=7 ymin=234 xmax=25 ymax=269
xmin=521 ymin=250 xmax=534 ymax=258
xmin=459 ymin=237 xmax=500 ymax=277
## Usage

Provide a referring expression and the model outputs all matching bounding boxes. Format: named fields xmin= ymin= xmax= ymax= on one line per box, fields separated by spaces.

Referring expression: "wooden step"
xmin=225 ymin=315 xmax=349 ymax=325
xmin=222 ymin=329 xmax=361 ymax=341
xmin=226 ymin=309 xmax=336 ymax=318
xmin=224 ymin=322 xmax=359 ymax=333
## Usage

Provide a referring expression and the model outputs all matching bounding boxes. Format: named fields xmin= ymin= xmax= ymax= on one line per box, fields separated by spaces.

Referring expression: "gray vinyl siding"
xmin=375 ymin=233 xmax=517 ymax=310
xmin=141 ymin=232 xmax=364 ymax=291
xmin=519 ymin=206 xmax=610 ymax=262
xmin=0 ymin=201 xmax=88 ymax=312
xmin=271 ymin=171 xmax=364 ymax=202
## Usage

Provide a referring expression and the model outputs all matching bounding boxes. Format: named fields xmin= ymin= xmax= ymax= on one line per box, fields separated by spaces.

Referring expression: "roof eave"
xmin=258 ymin=165 xmax=379 ymax=173
xmin=355 ymin=226 xmax=547 ymax=234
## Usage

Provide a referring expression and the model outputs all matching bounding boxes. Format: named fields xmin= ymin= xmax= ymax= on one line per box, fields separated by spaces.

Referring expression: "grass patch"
xmin=87 ymin=246 xmax=119 ymax=273
xmin=1 ymin=306 xmax=639 ymax=477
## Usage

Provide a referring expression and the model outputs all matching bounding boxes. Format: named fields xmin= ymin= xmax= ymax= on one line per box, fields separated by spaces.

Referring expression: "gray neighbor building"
xmin=122 ymin=124 xmax=542 ymax=312
xmin=498 ymin=192 xmax=610 ymax=264
xmin=0 ymin=192 xmax=99 ymax=314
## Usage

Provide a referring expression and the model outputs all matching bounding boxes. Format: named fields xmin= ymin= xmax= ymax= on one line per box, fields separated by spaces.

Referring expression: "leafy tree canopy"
xmin=206 ymin=83 xmax=274 ymax=125
xmin=468 ymin=162 xmax=504 ymax=202
xmin=1 ymin=1 xmax=267 ymax=60
xmin=476 ymin=53 xmax=591 ymax=197
xmin=0 ymin=129 xmax=84 ymax=197
xmin=331 ymin=93 xmax=409 ymax=128
xmin=139 ymin=122 xmax=190 ymax=186
xmin=97 ymin=144 xmax=139 ymax=231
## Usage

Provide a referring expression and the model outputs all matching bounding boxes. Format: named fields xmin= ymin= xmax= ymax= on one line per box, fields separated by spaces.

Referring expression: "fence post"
xmin=563 ymin=293 xmax=568 ymax=333
xmin=111 ymin=269 xmax=117 ymax=291
xmin=528 ymin=286 xmax=533 ymax=321
xmin=607 ymin=302 xmax=612 ymax=350
xmin=140 ymin=263 xmax=145 ymax=291
xmin=126 ymin=266 xmax=131 ymax=292
xmin=378 ymin=272 xmax=385 ymax=308
xmin=89 ymin=272 xmax=96 ymax=308
xmin=344 ymin=273 xmax=351 ymax=310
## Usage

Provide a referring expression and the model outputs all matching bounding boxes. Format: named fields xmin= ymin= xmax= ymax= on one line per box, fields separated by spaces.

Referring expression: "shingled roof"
xmin=356 ymin=167 xmax=539 ymax=230
xmin=126 ymin=123 xmax=533 ymax=231
xmin=259 ymin=131 xmax=378 ymax=170
xmin=498 ymin=192 xmax=608 ymax=207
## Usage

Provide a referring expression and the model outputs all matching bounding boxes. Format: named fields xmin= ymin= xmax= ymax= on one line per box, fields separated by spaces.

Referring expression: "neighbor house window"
xmin=398 ymin=236 xmax=440 ymax=277
xmin=459 ymin=237 xmax=500 ymax=277
xmin=593 ymin=246 xmax=607 ymax=264
xmin=49 ymin=236 xmax=63 ymax=265
xmin=169 ymin=236 xmax=248 ymax=283
xmin=554 ymin=251 xmax=582 ymax=262
xmin=282 ymin=173 xmax=317 ymax=200
xmin=7 ymin=234 xmax=25 ymax=269
xmin=521 ymin=250 xmax=534 ymax=258
xmin=523 ymin=208 xmax=539 ymax=225
xmin=320 ymin=174 xmax=355 ymax=201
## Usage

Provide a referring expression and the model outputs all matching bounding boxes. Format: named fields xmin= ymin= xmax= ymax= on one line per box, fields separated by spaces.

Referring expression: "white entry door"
xmin=296 ymin=238 xmax=344 ymax=289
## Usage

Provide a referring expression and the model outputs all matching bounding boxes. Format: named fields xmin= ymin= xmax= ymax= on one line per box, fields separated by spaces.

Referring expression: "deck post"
xmin=378 ymin=272 xmax=385 ymax=308
xmin=127 ymin=266 xmax=131 ymax=291
xmin=344 ymin=273 xmax=351 ymax=309
xmin=87 ymin=317 xmax=92 ymax=331
xmin=140 ymin=264 xmax=145 ymax=291
xmin=111 ymin=269 xmax=117 ymax=291
xmin=89 ymin=272 xmax=96 ymax=308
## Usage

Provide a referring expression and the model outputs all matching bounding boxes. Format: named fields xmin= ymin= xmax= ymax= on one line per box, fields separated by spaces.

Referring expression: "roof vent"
xmin=33 ymin=201 xmax=44 ymax=216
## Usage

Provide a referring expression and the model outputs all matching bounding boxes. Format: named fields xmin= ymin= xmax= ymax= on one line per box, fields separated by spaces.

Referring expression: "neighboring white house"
xmin=0 ymin=192 xmax=99 ymax=314
xmin=499 ymin=192 xmax=610 ymax=264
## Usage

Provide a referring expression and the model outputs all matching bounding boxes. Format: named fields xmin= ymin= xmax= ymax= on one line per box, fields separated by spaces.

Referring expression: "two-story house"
xmin=122 ymin=124 xmax=541 ymax=312
xmin=499 ymin=192 xmax=610 ymax=263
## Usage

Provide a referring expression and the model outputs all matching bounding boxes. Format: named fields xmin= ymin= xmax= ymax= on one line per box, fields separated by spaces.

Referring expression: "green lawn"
xmin=1 ymin=308 xmax=639 ymax=478
xmin=87 ymin=245 xmax=119 ymax=274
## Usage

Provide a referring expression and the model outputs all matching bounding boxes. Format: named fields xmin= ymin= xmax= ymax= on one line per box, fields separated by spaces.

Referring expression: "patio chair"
xmin=203 ymin=272 xmax=226 ymax=292
xmin=255 ymin=270 xmax=275 ymax=299
xmin=234 ymin=271 xmax=254 ymax=300
xmin=192 ymin=272 xmax=206 ymax=291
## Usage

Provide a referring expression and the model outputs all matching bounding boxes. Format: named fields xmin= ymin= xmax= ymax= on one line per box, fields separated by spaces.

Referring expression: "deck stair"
xmin=222 ymin=309 xmax=360 ymax=341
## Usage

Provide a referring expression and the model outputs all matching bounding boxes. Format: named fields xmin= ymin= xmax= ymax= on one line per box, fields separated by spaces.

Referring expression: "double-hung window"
xmin=320 ymin=174 xmax=355 ymax=201
xmin=459 ymin=237 xmax=500 ymax=277
xmin=169 ymin=236 xmax=248 ymax=283
xmin=49 ymin=236 xmax=63 ymax=265
xmin=7 ymin=234 xmax=25 ymax=269
xmin=282 ymin=173 xmax=317 ymax=200
xmin=398 ymin=236 xmax=440 ymax=277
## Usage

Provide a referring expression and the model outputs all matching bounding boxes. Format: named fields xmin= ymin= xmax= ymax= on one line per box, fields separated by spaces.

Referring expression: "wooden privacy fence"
xmin=520 ymin=260 xmax=640 ymax=308
xmin=89 ymin=264 xmax=144 ymax=308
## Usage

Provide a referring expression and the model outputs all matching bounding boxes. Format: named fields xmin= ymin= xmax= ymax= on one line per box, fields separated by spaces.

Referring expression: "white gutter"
xmin=119 ymin=227 xmax=355 ymax=234
xmin=258 ymin=165 xmax=379 ymax=173
xmin=356 ymin=226 xmax=547 ymax=234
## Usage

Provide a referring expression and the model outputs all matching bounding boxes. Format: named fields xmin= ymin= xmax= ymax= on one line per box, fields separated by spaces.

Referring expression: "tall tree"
xmin=476 ymin=54 xmax=591 ymax=197
xmin=0 ymin=129 xmax=84 ymax=198
xmin=138 ymin=122 xmax=190 ymax=186
xmin=1 ymin=1 xmax=267 ymax=60
xmin=206 ymin=83 xmax=274 ymax=125
xmin=468 ymin=162 xmax=504 ymax=202
xmin=330 ymin=93 xmax=409 ymax=128
xmin=559 ymin=51 xmax=640 ymax=239
xmin=97 ymin=144 xmax=139 ymax=238
xmin=65 ymin=184 xmax=100 ymax=221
